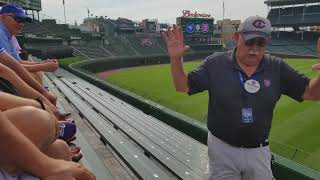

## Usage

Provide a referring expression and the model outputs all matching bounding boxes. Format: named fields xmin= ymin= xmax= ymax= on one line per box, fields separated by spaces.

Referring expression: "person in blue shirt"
xmin=0 ymin=3 xmax=64 ymax=111
xmin=0 ymin=3 xmax=60 ymax=84
xmin=0 ymin=4 xmax=76 ymax=146
xmin=0 ymin=3 xmax=30 ymax=61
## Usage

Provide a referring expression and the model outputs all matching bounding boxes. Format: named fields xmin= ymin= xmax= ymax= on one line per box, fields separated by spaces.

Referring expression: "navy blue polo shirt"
xmin=188 ymin=49 xmax=310 ymax=147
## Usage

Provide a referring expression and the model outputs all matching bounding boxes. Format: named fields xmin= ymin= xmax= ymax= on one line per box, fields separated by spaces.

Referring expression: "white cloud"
xmin=41 ymin=0 xmax=269 ymax=24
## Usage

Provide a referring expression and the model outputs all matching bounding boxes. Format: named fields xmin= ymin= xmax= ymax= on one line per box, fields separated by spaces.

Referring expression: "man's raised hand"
xmin=161 ymin=24 xmax=189 ymax=60
xmin=312 ymin=38 xmax=320 ymax=71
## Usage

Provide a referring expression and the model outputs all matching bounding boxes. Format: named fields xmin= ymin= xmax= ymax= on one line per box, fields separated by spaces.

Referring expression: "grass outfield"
xmin=107 ymin=59 xmax=320 ymax=168
xmin=58 ymin=57 xmax=82 ymax=68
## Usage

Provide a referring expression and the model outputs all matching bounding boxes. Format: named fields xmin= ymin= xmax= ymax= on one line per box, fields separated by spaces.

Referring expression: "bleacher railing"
xmin=270 ymin=139 xmax=320 ymax=171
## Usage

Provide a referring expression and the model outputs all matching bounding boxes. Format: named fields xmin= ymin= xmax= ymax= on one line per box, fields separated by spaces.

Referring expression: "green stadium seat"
xmin=47 ymin=73 xmax=174 ymax=180
xmin=47 ymin=69 xmax=208 ymax=180
xmin=42 ymin=75 xmax=116 ymax=180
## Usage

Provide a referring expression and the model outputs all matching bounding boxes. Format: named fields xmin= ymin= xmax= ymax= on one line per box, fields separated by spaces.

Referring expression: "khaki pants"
xmin=207 ymin=132 xmax=274 ymax=180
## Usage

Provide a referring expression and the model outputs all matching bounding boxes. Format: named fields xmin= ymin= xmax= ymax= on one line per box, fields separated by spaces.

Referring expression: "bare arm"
xmin=303 ymin=76 xmax=320 ymax=100
xmin=22 ymin=62 xmax=59 ymax=73
xmin=0 ymin=63 xmax=44 ymax=99
xmin=170 ymin=58 xmax=189 ymax=93
xmin=0 ymin=63 xmax=61 ymax=119
xmin=19 ymin=60 xmax=37 ymax=65
xmin=303 ymin=38 xmax=320 ymax=100
xmin=0 ymin=52 xmax=57 ymax=104
xmin=20 ymin=59 xmax=59 ymax=65
xmin=22 ymin=63 xmax=47 ymax=72
xmin=162 ymin=25 xmax=189 ymax=93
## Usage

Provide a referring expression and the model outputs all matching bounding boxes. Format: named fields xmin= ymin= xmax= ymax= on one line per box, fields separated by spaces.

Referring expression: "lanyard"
xmin=238 ymin=71 xmax=258 ymax=87
xmin=238 ymin=71 xmax=259 ymax=107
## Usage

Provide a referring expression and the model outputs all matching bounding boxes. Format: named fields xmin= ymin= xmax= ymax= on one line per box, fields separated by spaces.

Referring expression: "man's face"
xmin=1 ymin=13 xmax=24 ymax=35
xmin=235 ymin=32 xmax=267 ymax=67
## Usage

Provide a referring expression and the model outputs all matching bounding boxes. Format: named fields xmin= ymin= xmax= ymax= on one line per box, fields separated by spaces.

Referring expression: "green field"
xmin=106 ymin=59 xmax=320 ymax=169
xmin=58 ymin=57 xmax=82 ymax=68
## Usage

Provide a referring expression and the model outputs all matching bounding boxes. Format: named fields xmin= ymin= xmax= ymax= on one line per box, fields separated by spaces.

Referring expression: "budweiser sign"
xmin=182 ymin=10 xmax=211 ymax=18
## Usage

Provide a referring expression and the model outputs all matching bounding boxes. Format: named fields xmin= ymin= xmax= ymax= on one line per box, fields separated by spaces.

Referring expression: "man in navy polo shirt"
xmin=162 ymin=16 xmax=320 ymax=180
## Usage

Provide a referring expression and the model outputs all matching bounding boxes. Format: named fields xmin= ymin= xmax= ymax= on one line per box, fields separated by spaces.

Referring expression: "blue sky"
xmin=42 ymin=0 xmax=269 ymax=24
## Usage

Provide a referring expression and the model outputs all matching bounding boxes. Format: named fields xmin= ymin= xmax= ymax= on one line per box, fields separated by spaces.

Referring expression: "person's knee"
xmin=45 ymin=139 xmax=71 ymax=161
xmin=4 ymin=106 xmax=57 ymax=150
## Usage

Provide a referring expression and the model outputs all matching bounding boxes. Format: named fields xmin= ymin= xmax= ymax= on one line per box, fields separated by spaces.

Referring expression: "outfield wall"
xmin=74 ymin=51 xmax=213 ymax=73
xmin=268 ymin=52 xmax=317 ymax=59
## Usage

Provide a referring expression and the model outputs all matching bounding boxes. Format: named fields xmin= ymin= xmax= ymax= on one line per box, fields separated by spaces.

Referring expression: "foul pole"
xmin=63 ymin=0 xmax=67 ymax=24
xmin=222 ymin=1 xmax=225 ymax=45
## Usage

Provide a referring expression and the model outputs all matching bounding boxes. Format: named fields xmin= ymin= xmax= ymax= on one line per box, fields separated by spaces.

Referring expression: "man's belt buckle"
xmin=239 ymin=141 xmax=269 ymax=148
xmin=260 ymin=143 xmax=263 ymax=148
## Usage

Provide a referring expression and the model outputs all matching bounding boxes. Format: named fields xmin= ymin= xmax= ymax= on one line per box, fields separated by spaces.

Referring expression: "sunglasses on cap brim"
xmin=7 ymin=15 xmax=29 ymax=23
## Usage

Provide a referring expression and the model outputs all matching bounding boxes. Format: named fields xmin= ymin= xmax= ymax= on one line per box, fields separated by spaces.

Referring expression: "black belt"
xmin=235 ymin=141 xmax=269 ymax=148
xmin=210 ymin=131 xmax=270 ymax=149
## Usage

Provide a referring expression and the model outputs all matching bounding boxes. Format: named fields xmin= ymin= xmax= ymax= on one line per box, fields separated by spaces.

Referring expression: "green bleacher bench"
xmin=43 ymin=75 xmax=116 ymax=180
xmin=47 ymin=73 xmax=173 ymax=180
xmin=47 ymin=70 xmax=208 ymax=180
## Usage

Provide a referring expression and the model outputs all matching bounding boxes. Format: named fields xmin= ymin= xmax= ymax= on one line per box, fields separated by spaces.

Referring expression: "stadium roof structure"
xmin=265 ymin=0 xmax=320 ymax=6
xmin=0 ymin=0 xmax=42 ymax=11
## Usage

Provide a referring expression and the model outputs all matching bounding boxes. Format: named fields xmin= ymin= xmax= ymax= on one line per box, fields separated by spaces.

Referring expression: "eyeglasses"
xmin=244 ymin=38 xmax=267 ymax=47
xmin=7 ymin=15 xmax=26 ymax=23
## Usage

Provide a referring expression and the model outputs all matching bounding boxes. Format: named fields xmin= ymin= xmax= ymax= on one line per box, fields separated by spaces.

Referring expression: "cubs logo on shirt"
xmin=264 ymin=79 xmax=271 ymax=88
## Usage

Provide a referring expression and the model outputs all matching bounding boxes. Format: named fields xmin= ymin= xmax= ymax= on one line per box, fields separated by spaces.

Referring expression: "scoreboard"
xmin=177 ymin=16 xmax=214 ymax=46
xmin=0 ymin=0 xmax=42 ymax=11
xmin=178 ymin=17 xmax=213 ymax=35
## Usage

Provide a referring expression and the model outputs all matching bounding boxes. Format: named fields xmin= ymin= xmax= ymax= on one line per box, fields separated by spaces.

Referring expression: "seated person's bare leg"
xmin=1 ymin=106 xmax=70 ymax=173
xmin=45 ymin=140 xmax=71 ymax=161
xmin=30 ymin=72 xmax=43 ymax=85
xmin=44 ymin=175 xmax=77 ymax=180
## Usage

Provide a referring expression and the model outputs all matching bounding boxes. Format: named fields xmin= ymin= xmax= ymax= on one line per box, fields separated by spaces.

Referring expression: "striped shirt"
xmin=0 ymin=47 xmax=17 ymax=95
xmin=0 ymin=47 xmax=5 ymax=54
xmin=0 ymin=22 xmax=21 ymax=60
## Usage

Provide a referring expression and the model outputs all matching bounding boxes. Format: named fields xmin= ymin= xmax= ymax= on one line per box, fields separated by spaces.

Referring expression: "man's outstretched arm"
xmin=304 ymin=38 xmax=320 ymax=100
xmin=162 ymin=25 xmax=189 ymax=93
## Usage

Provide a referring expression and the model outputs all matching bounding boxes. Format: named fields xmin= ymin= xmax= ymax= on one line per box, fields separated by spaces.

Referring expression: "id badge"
xmin=241 ymin=108 xmax=253 ymax=124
